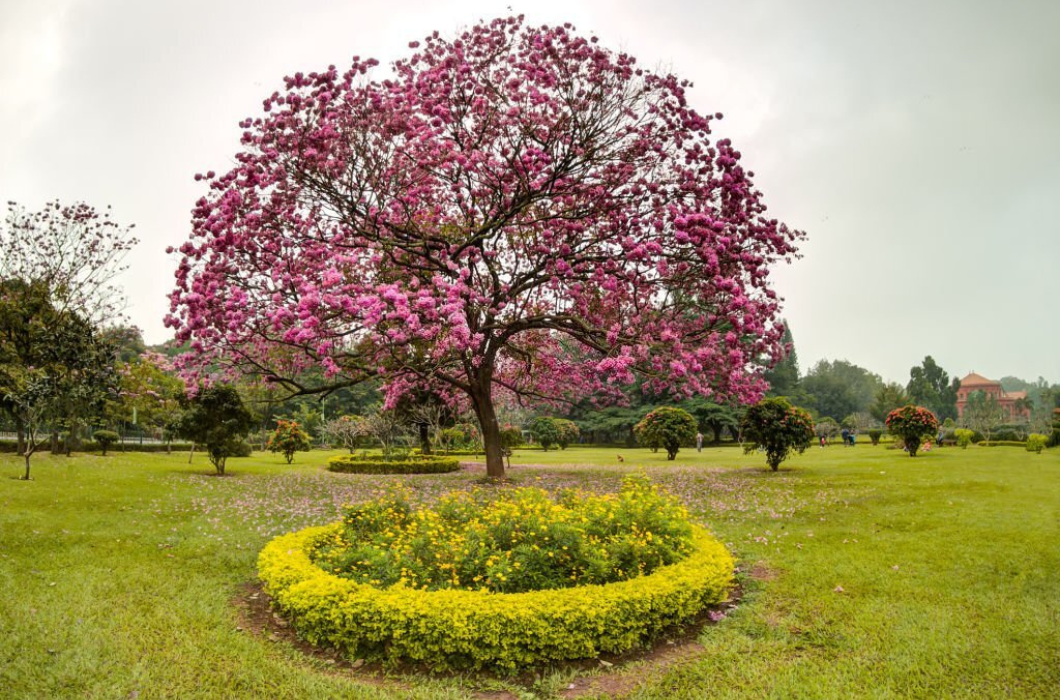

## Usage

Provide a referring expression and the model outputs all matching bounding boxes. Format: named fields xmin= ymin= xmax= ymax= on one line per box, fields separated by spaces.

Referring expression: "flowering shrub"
xmin=741 ymin=398 xmax=815 ymax=470
xmin=258 ymin=478 xmax=733 ymax=670
xmin=634 ymin=407 xmax=698 ymax=459
xmin=885 ymin=405 xmax=939 ymax=457
xmin=312 ymin=476 xmax=693 ymax=593
xmin=267 ymin=420 xmax=313 ymax=464
xmin=326 ymin=454 xmax=460 ymax=475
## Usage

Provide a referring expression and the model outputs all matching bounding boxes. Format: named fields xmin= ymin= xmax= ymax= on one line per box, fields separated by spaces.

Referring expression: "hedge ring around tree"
xmin=258 ymin=523 xmax=734 ymax=671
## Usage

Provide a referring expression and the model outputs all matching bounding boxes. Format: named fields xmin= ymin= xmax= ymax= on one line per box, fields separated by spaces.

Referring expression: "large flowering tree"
xmin=167 ymin=16 xmax=804 ymax=478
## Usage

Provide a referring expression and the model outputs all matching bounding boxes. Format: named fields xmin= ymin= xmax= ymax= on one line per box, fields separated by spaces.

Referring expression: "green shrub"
xmin=634 ymin=407 xmax=697 ymax=460
xmin=528 ymin=416 xmax=563 ymax=451
xmin=173 ymin=384 xmax=256 ymax=475
xmin=91 ymin=430 xmax=119 ymax=456
xmin=977 ymin=440 xmax=1029 ymax=448
xmin=1026 ymin=434 xmax=1048 ymax=454
xmin=259 ymin=523 xmax=733 ymax=671
xmin=327 ymin=454 xmax=461 ymax=474
xmin=499 ymin=424 xmax=524 ymax=452
xmin=955 ymin=428 xmax=975 ymax=449
xmin=741 ymin=398 xmax=815 ymax=470
xmin=867 ymin=429 xmax=883 ymax=445
xmin=553 ymin=419 xmax=580 ymax=449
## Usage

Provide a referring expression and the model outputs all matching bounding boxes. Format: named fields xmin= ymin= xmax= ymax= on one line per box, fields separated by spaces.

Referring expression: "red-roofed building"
xmin=956 ymin=373 xmax=1031 ymax=421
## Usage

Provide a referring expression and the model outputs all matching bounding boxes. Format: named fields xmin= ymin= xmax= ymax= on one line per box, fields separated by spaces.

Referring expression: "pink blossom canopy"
xmin=167 ymin=16 xmax=803 ymax=430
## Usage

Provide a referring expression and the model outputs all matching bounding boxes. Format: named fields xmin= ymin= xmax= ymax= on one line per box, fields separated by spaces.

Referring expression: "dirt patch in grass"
xmin=234 ymin=578 xmax=748 ymax=699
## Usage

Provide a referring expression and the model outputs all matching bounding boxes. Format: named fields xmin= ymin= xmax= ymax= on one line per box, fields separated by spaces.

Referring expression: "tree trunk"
xmin=16 ymin=420 xmax=25 ymax=456
xmin=419 ymin=422 xmax=432 ymax=455
xmin=23 ymin=451 xmax=32 ymax=480
xmin=469 ymin=382 xmax=505 ymax=479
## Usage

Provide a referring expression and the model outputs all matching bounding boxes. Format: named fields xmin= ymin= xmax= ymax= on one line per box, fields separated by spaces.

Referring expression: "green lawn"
xmin=1 ymin=444 xmax=1057 ymax=699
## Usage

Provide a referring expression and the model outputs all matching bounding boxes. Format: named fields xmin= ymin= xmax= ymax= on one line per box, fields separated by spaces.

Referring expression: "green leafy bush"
xmin=529 ymin=416 xmax=563 ymax=451
xmin=885 ymin=405 xmax=939 ymax=457
xmin=1026 ymin=434 xmax=1048 ymax=453
xmin=499 ymin=424 xmax=524 ymax=450
xmin=267 ymin=419 xmax=313 ymax=463
xmin=552 ymin=418 xmax=580 ymax=449
xmin=741 ymin=398 xmax=815 ymax=471
xmin=258 ymin=479 xmax=734 ymax=670
xmin=867 ymin=428 xmax=883 ymax=445
xmin=955 ymin=428 xmax=975 ymax=449
xmin=977 ymin=440 xmax=1029 ymax=448
xmin=634 ymin=407 xmax=697 ymax=460
xmin=173 ymin=384 xmax=256 ymax=474
xmin=327 ymin=454 xmax=460 ymax=474
xmin=91 ymin=430 xmax=119 ymax=456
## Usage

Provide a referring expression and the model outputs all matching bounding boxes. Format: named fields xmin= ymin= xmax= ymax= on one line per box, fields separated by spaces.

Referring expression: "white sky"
xmin=2 ymin=0 xmax=1057 ymax=385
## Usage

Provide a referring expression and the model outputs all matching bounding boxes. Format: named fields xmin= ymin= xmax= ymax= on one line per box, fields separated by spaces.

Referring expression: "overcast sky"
xmin=2 ymin=0 xmax=1057 ymax=385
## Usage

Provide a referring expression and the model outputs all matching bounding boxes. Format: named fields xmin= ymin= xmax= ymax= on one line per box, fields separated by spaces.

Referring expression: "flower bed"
xmin=258 ymin=479 xmax=734 ymax=670
xmin=326 ymin=454 xmax=461 ymax=474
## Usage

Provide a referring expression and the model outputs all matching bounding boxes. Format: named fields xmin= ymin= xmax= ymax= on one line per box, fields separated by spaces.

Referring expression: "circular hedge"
xmin=326 ymin=454 xmax=461 ymax=474
xmin=258 ymin=522 xmax=734 ymax=671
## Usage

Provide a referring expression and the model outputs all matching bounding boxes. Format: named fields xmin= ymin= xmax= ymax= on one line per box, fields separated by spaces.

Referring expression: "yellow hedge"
xmin=258 ymin=522 xmax=734 ymax=671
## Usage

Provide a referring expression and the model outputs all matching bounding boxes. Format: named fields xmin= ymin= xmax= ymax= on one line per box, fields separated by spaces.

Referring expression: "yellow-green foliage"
xmin=258 ymin=523 xmax=734 ymax=671
xmin=326 ymin=454 xmax=460 ymax=474
xmin=313 ymin=477 xmax=694 ymax=592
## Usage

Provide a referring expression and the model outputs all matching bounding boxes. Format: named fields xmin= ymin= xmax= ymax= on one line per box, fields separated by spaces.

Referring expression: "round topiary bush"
xmin=327 ymin=454 xmax=461 ymax=474
xmin=258 ymin=477 xmax=734 ymax=670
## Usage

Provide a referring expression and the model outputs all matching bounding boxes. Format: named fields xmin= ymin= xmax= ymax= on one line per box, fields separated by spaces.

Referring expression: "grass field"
xmin=1 ymin=443 xmax=1058 ymax=698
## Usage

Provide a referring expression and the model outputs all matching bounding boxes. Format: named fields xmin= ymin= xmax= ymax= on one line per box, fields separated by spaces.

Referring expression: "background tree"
xmin=961 ymin=390 xmax=1005 ymax=442
xmin=683 ymin=398 xmax=741 ymax=444
xmin=1 ymin=201 xmax=138 ymax=325
xmin=814 ymin=416 xmax=840 ymax=444
xmin=1 ymin=281 xmax=116 ymax=476
xmin=322 ymin=415 xmax=369 ymax=453
xmin=762 ymin=322 xmax=800 ymax=397
xmin=801 ymin=359 xmax=883 ymax=421
xmin=634 ymin=407 xmax=697 ymax=460
xmin=906 ymin=356 xmax=959 ymax=422
xmin=842 ymin=412 xmax=874 ymax=434
xmin=741 ymin=397 xmax=815 ymax=471
xmin=174 ymin=385 xmax=255 ymax=475
xmin=871 ymin=382 xmax=909 ymax=424
xmin=886 ymin=405 xmax=940 ymax=457
xmin=114 ymin=352 xmax=186 ymax=450
xmin=267 ymin=420 xmax=313 ymax=464
xmin=360 ymin=409 xmax=408 ymax=458
xmin=166 ymin=16 xmax=803 ymax=479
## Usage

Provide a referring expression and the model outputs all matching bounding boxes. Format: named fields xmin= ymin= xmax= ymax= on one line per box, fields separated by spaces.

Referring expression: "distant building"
xmin=956 ymin=373 xmax=1031 ymax=421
